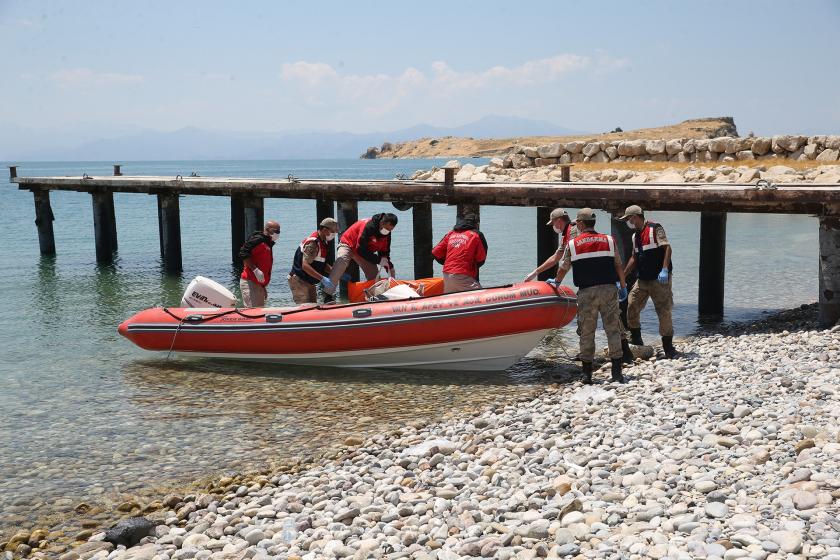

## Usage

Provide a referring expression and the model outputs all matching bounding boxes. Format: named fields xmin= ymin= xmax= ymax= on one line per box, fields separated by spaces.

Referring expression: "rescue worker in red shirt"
xmin=239 ymin=220 xmax=280 ymax=307
xmin=524 ymin=208 xmax=577 ymax=282
xmin=323 ymin=213 xmax=398 ymax=296
xmin=555 ymin=209 xmax=628 ymax=384
xmin=431 ymin=213 xmax=488 ymax=293
xmin=287 ymin=218 xmax=339 ymax=304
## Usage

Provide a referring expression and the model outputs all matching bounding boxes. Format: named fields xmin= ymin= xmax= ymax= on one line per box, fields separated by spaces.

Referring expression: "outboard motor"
xmin=180 ymin=276 xmax=237 ymax=308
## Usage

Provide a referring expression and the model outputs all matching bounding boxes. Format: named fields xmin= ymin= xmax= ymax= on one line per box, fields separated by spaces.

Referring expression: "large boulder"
xmin=825 ymin=136 xmax=840 ymax=149
xmin=682 ymin=139 xmax=697 ymax=154
xmin=736 ymin=150 xmax=755 ymax=160
xmin=751 ymin=137 xmax=772 ymax=155
xmin=455 ymin=164 xmax=476 ymax=180
xmin=708 ymin=137 xmax=731 ymax=153
xmin=590 ymin=151 xmax=610 ymax=163
xmin=522 ymin=146 xmax=539 ymax=158
xmin=511 ymin=154 xmax=531 ymax=169
xmin=104 ymin=517 xmax=156 ymax=548
xmin=537 ymin=143 xmax=564 ymax=158
xmin=564 ymin=141 xmax=585 ymax=154
xmin=582 ymin=142 xmax=601 ymax=157
xmin=604 ymin=146 xmax=618 ymax=160
xmin=645 ymin=139 xmax=666 ymax=155
xmin=665 ymin=139 xmax=684 ymax=155
xmin=617 ymin=139 xmax=646 ymax=157
xmin=535 ymin=157 xmax=558 ymax=167
xmin=772 ymin=135 xmax=807 ymax=152
xmin=816 ymin=149 xmax=839 ymax=162
xmin=694 ymin=139 xmax=710 ymax=152
xmin=803 ymin=144 xmax=819 ymax=159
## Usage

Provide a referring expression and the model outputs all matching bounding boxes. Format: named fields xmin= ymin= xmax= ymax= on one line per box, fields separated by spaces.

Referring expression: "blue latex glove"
xmin=617 ymin=283 xmax=628 ymax=302
xmin=319 ymin=276 xmax=335 ymax=291
xmin=658 ymin=269 xmax=670 ymax=284
xmin=545 ymin=278 xmax=558 ymax=286
xmin=340 ymin=273 xmax=352 ymax=282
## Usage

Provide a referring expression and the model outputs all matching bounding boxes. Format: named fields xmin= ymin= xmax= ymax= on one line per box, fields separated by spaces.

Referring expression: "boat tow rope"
xmin=160 ymin=306 xmax=319 ymax=360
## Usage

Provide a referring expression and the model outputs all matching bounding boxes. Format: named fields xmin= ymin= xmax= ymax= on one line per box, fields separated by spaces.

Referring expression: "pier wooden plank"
xmin=13 ymin=176 xmax=840 ymax=215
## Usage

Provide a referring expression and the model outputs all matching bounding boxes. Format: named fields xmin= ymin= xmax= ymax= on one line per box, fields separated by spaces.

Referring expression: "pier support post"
xmin=231 ymin=195 xmax=264 ymax=268
xmin=536 ymin=207 xmax=558 ymax=280
xmin=698 ymin=211 xmax=727 ymax=317
xmin=157 ymin=192 xmax=182 ymax=273
xmin=91 ymin=190 xmax=118 ymax=263
xmin=316 ymin=198 xmax=336 ymax=264
xmin=113 ymin=164 xmax=122 ymax=176
xmin=818 ymin=215 xmax=840 ymax=328
xmin=33 ymin=189 xmax=56 ymax=256
xmin=413 ymin=202 xmax=434 ymax=279
xmin=337 ymin=200 xmax=359 ymax=297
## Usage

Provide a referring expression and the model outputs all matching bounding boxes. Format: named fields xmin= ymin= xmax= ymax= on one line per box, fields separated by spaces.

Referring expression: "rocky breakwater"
xmin=410 ymin=160 xmax=840 ymax=185
xmin=495 ymin=135 xmax=840 ymax=169
xmin=54 ymin=305 xmax=839 ymax=560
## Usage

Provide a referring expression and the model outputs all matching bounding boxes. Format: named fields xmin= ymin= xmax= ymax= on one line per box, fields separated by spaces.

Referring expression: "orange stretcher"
xmin=346 ymin=277 xmax=445 ymax=303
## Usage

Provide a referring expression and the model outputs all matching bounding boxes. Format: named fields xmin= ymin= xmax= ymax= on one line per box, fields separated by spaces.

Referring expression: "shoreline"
xmin=12 ymin=303 xmax=838 ymax=559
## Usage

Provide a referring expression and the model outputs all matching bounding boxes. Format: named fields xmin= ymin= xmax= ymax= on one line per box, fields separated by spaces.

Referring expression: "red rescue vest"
xmin=431 ymin=229 xmax=487 ymax=278
xmin=569 ymin=231 xmax=619 ymax=289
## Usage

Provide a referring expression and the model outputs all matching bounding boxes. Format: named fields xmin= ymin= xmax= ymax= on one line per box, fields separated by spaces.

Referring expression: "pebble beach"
xmin=14 ymin=303 xmax=837 ymax=560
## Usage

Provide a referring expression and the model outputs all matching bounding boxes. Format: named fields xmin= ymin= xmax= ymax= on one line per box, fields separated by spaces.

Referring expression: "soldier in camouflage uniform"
xmin=555 ymin=209 xmax=628 ymax=384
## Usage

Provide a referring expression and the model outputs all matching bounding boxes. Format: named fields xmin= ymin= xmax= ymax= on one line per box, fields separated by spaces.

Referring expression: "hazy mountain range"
xmin=0 ymin=115 xmax=582 ymax=161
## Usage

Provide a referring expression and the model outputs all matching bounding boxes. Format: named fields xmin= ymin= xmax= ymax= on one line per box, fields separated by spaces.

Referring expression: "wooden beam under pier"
xmin=157 ymin=192 xmax=182 ymax=273
xmin=91 ymin=190 xmax=118 ymax=263
xmin=698 ymin=212 xmax=727 ymax=317
xmin=337 ymin=200 xmax=360 ymax=297
xmin=316 ymin=198 xmax=336 ymax=265
xmin=819 ymin=214 xmax=840 ymax=328
xmin=412 ymin=203 xmax=434 ymax=279
xmin=33 ymin=189 xmax=56 ymax=256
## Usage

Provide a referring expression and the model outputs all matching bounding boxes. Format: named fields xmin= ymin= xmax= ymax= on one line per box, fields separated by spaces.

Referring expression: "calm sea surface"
xmin=0 ymin=159 xmax=818 ymax=537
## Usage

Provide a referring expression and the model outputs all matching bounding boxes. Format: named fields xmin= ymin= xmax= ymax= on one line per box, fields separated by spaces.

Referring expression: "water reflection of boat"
xmin=118 ymin=282 xmax=576 ymax=371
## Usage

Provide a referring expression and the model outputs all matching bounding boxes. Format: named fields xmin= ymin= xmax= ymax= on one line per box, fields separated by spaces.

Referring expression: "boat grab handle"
xmin=352 ymin=308 xmax=372 ymax=318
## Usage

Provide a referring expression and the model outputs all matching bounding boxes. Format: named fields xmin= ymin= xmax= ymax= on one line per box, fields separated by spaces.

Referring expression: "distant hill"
xmin=363 ymin=117 xmax=739 ymax=159
xmin=0 ymin=115 xmax=580 ymax=161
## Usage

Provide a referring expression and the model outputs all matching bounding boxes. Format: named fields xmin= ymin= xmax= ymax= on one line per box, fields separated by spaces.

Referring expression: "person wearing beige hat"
xmin=554 ymin=208 xmax=628 ymax=384
xmin=287 ymin=217 xmax=339 ymax=304
xmin=619 ymin=204 xmax=676 ymax=358
xmin=524 ymin=208 xmax=577 ymax=282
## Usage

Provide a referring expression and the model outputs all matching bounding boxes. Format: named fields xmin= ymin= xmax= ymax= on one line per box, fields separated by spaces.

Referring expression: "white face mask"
xmin=553 ymin=225 xmax=564 ymax=234
xmin=270 ymin=232 xmax=280 ymax=242
xmin=626 ymin=221 xmax=636 ymax=230
xmin=326 ymin=232 xmax=336 ymax=242
xmin=379 ymin=227 xmax=391 ymax=236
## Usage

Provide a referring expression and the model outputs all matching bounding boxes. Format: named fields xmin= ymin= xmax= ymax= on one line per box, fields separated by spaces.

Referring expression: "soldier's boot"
xmin=581 ymin=361 xmax=593 ymax=385
xmin=621 ymin=338 xmax=634 ymax=364
xmin=662 ymin=336 xmax=677 ymax=359
xmin=611 ymin=358 xmax=626 ymax=383
xmin=629 ymin=328 xmax=644 ymax=346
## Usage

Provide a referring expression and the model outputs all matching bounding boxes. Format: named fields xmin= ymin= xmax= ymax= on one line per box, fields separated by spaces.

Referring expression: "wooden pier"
xmin=8 ymin=165 xmax=840 ymax=327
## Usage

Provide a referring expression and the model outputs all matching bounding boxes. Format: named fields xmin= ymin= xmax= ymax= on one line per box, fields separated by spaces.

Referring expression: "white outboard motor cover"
xmin=180 ymin=276 xmax=237 ymax=308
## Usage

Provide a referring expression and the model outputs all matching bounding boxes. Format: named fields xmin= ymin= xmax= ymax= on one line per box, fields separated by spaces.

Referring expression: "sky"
xmin=1 ymin=0 xmax=839 ymax=137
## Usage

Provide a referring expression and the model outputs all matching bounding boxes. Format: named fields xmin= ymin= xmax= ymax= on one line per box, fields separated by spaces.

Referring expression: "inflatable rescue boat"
xmin=118 ymin=282 xmax=577 ymax=371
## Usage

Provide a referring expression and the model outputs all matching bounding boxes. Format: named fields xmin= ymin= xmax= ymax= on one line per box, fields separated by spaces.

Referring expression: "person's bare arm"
xmin=623 ymin=255 xmax=636 ymax=277
xmin=614 ymin=252 xmax=626 ymax=289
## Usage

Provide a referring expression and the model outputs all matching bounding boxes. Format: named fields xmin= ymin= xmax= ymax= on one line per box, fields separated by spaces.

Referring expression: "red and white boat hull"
xmin=118 ymin=282 xmax=577 ymax=371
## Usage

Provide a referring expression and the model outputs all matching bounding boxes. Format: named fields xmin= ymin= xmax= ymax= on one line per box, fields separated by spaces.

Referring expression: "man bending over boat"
xmin=432 ymin=213 xmax=488 ymax=293
xmin=323 ymin=213 xmax=398 ymax=296
xmin=288 ymin=218 xmax=339 ymax=304
xmin=239 ymin=220 xmax=280 ymax=307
